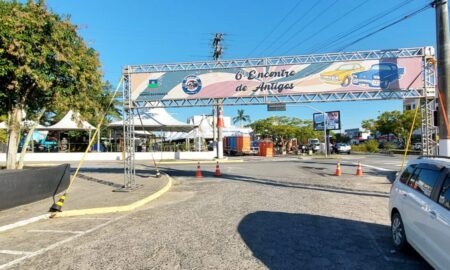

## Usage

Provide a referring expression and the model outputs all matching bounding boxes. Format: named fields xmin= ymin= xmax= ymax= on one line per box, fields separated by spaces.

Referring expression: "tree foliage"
xmin=0 ymin=0 xmax=103 ymax=168
xmin=232 ymin=109 xmax=250 ymax=127
xmin=249 ymin=116 xmax=322 ymax=145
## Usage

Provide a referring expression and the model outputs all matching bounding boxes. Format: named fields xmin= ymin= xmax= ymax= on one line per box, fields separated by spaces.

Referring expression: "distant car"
xmin=320 ymin=63 xmax=364 ymax=87
xmin=333 ymin=143 xmax=351 ymax=154
xmin=352 ymin=63 xmax=404 ymax=89
xmin=389 ymin=157 xmax=450 ymax=269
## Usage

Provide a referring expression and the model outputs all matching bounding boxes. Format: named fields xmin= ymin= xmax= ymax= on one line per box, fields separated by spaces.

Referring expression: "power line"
xmin=303 ymin=0 xmax=415 ymax=54
xmin=335 ymin=1 xmax=435 ymax=52
xmin=246 ymin=0 xmax=305 ymax=57
xmin=257 ymin=0 xmax=323 ymax=57
xmin=280 ymin=0 xmax=370 ymax=56
xmin=268 ymin=0 xmax=340 ymax=56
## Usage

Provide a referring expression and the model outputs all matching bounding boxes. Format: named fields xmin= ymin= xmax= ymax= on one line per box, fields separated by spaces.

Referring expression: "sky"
xmin=45 ymin=0 xmax=439 ymax=130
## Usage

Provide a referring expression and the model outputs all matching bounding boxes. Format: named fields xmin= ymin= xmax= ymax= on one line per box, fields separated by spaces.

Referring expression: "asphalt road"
xmin=0 ymin=154 xmax=432 ymax=269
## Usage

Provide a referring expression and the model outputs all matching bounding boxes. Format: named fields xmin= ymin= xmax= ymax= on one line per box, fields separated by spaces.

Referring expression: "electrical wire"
xmin=302 ymin=0 xmax=416 ymax=54
xmin=267 ymin=0 xmax=340 ymax=56
xmin=257 ymin=0 xmax=323 ymax=57
xmin=335 ymin=1 xmax=434 ymax=52
xmin=247 ymin=0 xmax=305 ymax=57
xmin=280 ymin=0 xmax=370 ymax=56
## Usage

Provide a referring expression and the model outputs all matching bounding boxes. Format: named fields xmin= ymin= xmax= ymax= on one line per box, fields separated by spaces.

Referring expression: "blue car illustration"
xmin=352 ymin=63 xmax=404 ymax=89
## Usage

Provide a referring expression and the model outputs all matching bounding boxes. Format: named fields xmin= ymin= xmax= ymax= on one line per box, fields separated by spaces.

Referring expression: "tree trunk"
xmin=17 ymin=109 xmax=46 ymax=169
xmin=6 ymin=106 xmax=22 ymax=170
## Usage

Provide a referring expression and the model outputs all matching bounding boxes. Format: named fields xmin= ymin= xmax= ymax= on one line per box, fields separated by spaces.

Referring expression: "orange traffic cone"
xmin=215 ymin=161 xmax=221 ymax=177
xmin=356 ymin=161 xmax=363 ymax=176
xmin=196 ymin=162 xmax=203 ymax=178
xmin=335 ymin=161 xmax=341 ymax=176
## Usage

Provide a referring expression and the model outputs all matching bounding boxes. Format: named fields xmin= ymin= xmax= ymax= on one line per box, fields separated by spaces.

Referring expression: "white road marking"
xmin=0 ymin=214 xmax=51 ymax=233
xmin=28 ymin=229 xmax=84 ymax=234
xmin=0 ymin=215 xmax=126 ymax=270
xmin=0 ymin=250 xmax=32 ymax=256
xmin=351 ymin=162 xmax=390 ymax=171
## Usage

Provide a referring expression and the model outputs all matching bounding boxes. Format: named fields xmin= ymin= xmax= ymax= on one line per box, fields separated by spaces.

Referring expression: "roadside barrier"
xmin=215 ymin=161 xmax=221 ymax=177
xmin=335 ymin=161 xmax=341 ymax=176
xmin=196 ymin=162 xmax=203 ymax=178
xmin=356 ymin=161 xmax=363 ymax=176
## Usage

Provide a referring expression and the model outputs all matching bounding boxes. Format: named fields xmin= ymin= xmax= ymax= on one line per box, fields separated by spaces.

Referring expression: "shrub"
xmin=365 ymin=139 xmax=379 ymax=153
xmin=351 ymin=144 xmax=366 ymax=152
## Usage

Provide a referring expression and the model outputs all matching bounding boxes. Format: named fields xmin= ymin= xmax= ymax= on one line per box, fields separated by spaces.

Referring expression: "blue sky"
xmin=45 ymin=0 xmax=438 ymax=130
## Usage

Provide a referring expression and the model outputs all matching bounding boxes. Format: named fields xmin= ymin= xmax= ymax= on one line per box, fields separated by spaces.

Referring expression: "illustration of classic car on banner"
xmin=319 ymin=62 xmax=405 ymax=89
xmin=130 ymin=57 xmax=421 ymax=102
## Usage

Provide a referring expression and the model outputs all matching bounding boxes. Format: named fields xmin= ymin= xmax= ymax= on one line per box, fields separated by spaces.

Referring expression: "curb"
xmin=52 ymin=174 xmax=173 ymax=218
xmin=157 ymin=159 xmax=244 ymax=165
xmin=0 ymin=175 xmax=173 ymax=232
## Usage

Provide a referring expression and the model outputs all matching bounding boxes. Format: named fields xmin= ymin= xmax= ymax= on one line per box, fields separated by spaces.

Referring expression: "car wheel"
xmin=382 ymin=80 xmax=390 ymax=89
xmin=391 ymin=212 xmax=407 ymax=250
xmin=341 ymin=76 xmax=351 ymax=87
xmin=347 ymin=151 xmax=351 ymax=155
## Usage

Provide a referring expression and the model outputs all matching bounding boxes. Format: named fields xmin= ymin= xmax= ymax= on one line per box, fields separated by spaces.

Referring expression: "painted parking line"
xmin=351 ymin=162 xmax=390 ymax=172
xmin=0 ymin=214 xmax=51 ymax=233
xmin=0 ymin=215 xmax=126 ymax=270
xmin=28 ymin=229 xmax=84 ymax=234
xmin=0 ymin=250 xmax=32 ymax=256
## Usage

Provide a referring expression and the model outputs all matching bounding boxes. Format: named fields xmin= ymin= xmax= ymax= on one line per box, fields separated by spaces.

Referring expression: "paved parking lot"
xmin=0 ymin=154 xmax=431 ymax=269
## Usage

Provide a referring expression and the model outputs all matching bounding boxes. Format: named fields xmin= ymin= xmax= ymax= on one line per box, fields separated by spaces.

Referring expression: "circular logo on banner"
xmin=182 ymin=75 xmax=202 ymax=95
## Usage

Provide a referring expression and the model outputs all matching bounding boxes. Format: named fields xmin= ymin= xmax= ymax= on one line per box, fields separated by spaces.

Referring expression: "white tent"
xmin=109 ymin=108 xmax=196 ymax=132
xmin=45 ymin=110 xmax=95 ymax=131
xmin=165 ymin=115 xmax=252 ymax=141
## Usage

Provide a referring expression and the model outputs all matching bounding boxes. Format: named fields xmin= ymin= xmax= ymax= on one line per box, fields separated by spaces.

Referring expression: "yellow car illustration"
xmin=320 ymin=63 xmax=365 ymax=87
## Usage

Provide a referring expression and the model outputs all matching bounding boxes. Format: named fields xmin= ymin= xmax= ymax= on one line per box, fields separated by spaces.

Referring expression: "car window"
xmin=399 ymin=165 xmax=415 ymax=184
xmin=407 ymin=168 xmax=440 ymax=198
xmin=438 ymin=176 xmax=450 ymax=211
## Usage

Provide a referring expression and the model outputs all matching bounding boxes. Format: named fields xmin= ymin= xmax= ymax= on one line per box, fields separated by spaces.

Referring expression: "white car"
xmin=334 ymin=143 xmax=351 ymax=154
xmin=389 ymin=157 xmax=450 ymax=269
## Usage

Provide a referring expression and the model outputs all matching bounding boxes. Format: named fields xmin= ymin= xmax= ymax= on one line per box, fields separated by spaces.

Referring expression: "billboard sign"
xmin=313 ymin=111 xmax=341 ymax=131
xmin=129 ymin=56 xmax=424 ymax=102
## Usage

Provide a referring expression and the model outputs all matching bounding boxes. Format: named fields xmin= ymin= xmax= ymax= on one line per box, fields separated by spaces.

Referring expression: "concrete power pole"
xmin=212 ymin=33 xmax=225 ymax=159
xmin=436 ymin=0 xmax=450 ymax=156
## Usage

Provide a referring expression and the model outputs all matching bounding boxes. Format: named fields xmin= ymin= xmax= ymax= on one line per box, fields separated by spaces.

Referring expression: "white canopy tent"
xmin=109 ymin=108 xmax=196 ymax=132
xmin=45 ymin=110 xmax=95 ymax=131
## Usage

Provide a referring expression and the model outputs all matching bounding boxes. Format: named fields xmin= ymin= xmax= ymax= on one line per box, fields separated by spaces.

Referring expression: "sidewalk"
xmin=0 ymin=166 xmax=170 ymax=231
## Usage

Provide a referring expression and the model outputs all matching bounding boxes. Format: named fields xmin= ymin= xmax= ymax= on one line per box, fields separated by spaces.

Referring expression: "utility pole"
xmin=212 ymin=33 xmax=225 ymax=159
xmin=436 ymin=0 xmax=450 ymax=156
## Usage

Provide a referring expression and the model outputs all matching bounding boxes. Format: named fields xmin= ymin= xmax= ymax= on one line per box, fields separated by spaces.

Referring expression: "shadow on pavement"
xmin=159 ymin=166 xmax=391 ymax=198
xmin=237 ymin=211 xmax=431 ymax=270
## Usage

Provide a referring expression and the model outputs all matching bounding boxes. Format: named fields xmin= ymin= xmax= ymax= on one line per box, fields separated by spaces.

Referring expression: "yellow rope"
xmin=400 ymin=105 xmax=420 ymax=173
xmin=63 ymin=77 xmax=124 ymax=194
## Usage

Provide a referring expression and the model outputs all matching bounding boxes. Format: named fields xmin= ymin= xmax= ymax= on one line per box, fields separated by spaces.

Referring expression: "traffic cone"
xmin=49 ymin=193 xmax=66 ymax=212
xmin=195 ymin=162 xmax=203 ymax=178
xmin=335 ymin=161 xmax=341 ymax=176
xmin=356 ymin=161 xmax=363 ymax=176
xmin=215 ymin=161 xmax=221 ymax=177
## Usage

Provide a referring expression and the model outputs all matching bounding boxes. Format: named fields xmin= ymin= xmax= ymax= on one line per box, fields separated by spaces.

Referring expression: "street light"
xmin=286 ymin=104 xmax=328 ymax=158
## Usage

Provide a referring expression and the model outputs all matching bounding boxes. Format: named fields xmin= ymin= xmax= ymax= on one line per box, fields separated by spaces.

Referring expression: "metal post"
xmin=217 ymin=99 xmax=224 ymax=159
xmin=436 ymin=0 xmax=450 ymax=156
xmin=323 ymin=112 xmax=328 ymax=158
xmin=212 ymin=106 xmax=217 ymax=156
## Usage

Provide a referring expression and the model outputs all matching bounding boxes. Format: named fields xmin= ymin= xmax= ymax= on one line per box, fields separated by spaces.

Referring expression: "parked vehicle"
xmin=413 ymin=143 xmax=422 ymax=151
xmin=224 ymin=135 xmax=251 ymax=155
xmin=352 ymin=63 xmax=404 ymax=89
xmin=319 ymin=63 xmax=364 ymax=87
xmin=308 ymin=138 xmax=321 ymax=153
xmin=389 ymin=156 xmax=450 ymax=269
xmin=333 ymin=143 xmax=351 ymax=154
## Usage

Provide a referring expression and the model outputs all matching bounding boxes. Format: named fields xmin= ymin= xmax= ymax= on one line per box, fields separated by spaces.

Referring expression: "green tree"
xmin=375 ymin=111 xmax=402 ymax=140
xmin=0 ymin=1 xmax=103 ymax=169
xmin=232 ymin=109 xmax=250 ymax=127
xmin=361 ymin=119 xmax=377 ymax=135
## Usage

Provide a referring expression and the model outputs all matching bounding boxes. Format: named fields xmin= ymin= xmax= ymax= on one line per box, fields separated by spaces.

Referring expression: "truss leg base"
xmin=113 ymin=184 xmax=143 ymax=192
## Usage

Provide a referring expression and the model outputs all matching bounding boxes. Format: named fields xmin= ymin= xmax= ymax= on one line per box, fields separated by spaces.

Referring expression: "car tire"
xmin=341 ymin=76 xmax=352 ymax=87
xmin=391 ymin=212 xmax=407 ymax=251
xmin=347 ymin=151 xmax=351 ymax=155
xmin=382 ymin=80 xmax=390 ymax=89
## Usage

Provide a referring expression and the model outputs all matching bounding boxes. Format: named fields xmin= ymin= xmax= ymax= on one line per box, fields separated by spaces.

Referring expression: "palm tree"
xmin=233 ymin=109 xmax=251 ymax=127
